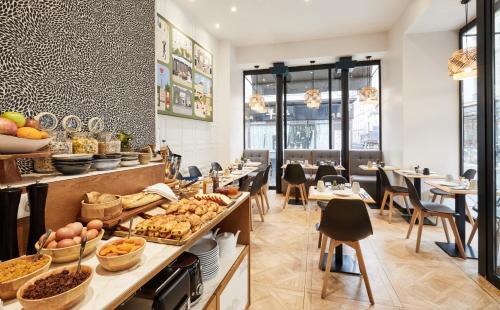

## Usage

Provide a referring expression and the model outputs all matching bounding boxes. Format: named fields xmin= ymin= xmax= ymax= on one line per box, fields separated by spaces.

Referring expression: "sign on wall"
xmin=156 ymin=13 xmax=213 ymax=122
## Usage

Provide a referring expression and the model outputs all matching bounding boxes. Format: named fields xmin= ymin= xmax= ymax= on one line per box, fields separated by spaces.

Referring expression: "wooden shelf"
xmin=0 ymin=151 xmax=51 ymax=184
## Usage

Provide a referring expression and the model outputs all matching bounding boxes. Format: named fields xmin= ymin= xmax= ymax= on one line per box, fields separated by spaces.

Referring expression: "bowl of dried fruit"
xmin=16 ymin=264 xmax=93 ymax=310
xmin=96 ymin=237 xmax=146 ymax=272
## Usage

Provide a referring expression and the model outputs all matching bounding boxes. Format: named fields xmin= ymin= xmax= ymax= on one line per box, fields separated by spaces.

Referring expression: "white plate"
xmin=332 ymin=189 xmax=354 ymax=197
xmin=436 ymin=181 xmax=460 ymax=187
xmin=0 ymin=134 xmax=52 ymax=154
xmin=244 ymin=162 xmax=261 ymax=167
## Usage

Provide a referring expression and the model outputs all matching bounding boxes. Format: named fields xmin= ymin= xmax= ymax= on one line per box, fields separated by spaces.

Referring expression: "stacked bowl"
xmin=52 ymin=154 xmax=93 ymax=175
xmin=120 ymin=152 xmax=140 ymax=167
xmin=188 ymin=239 xmax=220 ymax=281
xmin=92 ymin=153 xmax=122 ymax=171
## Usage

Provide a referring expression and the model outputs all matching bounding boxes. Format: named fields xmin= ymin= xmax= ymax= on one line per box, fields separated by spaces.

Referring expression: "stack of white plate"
xmin=189 ymin=239 xmax=220 ymax=281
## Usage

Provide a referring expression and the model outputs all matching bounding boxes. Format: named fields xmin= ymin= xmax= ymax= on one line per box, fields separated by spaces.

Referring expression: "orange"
xmin=17 ymin=127 xmax=43 ymax=140
xmin=40 ymin=131 xmax=49 ymax=139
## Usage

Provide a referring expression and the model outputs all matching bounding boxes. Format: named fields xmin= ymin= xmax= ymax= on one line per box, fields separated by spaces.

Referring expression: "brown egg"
xmin=86 ymin=219 xmax=103 ymax=231
xmin=38 ymin=231 xmax=56 ymax=246
xmin=56 ymin=227 xmax=74 ymax=241
xmin=73 ymin=236 xmax=82 ymax=244
xmin=56 ymin=239 xmax=76 ymax=248
xmin=85 ymin=229 xmax=99 ymax=240
xmin=66 ymin=222 xmax=83 ymax=236
xmin=46 ymin=240 xmax=58 ymax=249
xmin=80 ymin=227 xmax=87 ymax=238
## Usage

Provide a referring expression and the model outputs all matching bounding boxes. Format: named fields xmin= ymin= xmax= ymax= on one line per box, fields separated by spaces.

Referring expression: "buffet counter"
xmin=4 ymin=192 xmax=251 ymax=310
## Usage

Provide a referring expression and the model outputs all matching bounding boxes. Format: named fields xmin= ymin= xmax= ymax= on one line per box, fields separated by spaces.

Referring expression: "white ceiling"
xmin=173 ymin=0 xmax=412 ymax=47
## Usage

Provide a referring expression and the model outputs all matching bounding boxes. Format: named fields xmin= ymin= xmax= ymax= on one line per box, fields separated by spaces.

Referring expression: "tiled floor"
xmin=249 ymin=190 xmax=500 ymax=309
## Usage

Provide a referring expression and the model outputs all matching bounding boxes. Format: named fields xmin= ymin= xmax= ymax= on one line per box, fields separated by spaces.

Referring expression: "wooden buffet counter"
xmin=6 ymin=164 xmax=252 ymax=310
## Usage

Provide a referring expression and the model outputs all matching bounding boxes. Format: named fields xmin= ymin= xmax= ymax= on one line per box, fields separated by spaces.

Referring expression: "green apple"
xmin=1 ymin=111 xmax=26 ymax=127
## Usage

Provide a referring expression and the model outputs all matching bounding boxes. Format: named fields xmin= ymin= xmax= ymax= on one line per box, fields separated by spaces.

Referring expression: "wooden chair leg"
xmin=439 ymin=195 xmax=445 ymax=204
xmin=431 ymin=194 xmax=437 ymax=202
xmin=298 ymin=184 xmax=307 ymax=210
xmin=263 ymin=187 xmax=270 ymax=213
xmin=259 ymin=190 xmax=265 ymax=213
xmin=282 ymin=185 xmax=291 ymax=209
xmin=447 ymin=215 xmax=466 ymax=259
xmin=321 ymin=239 xmax=337 ymax=298
xmin=468 ymin=220 xmax=478 ymax=245
xmin=318 ymin=232 xmax=323 ymax=249
xmin=402 ymin=195 xmax=411 ymax=216
xmin=349 ymin=241 xmax=374 ymax=305
xmin=388 ymin=193 xmax=394 ymax=223
xmin=250 ymin=197 xmax=254 ymax=231
xmin=380 ymin=191 xmax=388 ymax=214
xmin=465 ymin=202 xmax=475 ymax=226
xmin=416 ymin=210 xmax=425 ymax=252
xmin=406 ymin=208 xmax=419 ymax=239
xmin=318 ymin=234 xmax=327 ymax=269
xmin=441 ymin=217 xmax=451 ymax=243
xmin=255 ymin=195 xmax=265 ymax=222
xmin=301 ymin=183 xmax=309 ymax=203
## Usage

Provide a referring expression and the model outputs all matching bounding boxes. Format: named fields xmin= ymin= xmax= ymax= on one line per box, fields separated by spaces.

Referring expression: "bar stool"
xmin=260 ymin=164 xmax=272 ymax=213
xmin=318 ymin=198 xmax=374 ymax=304
xmin=430 ymin=169 xmax=476 ymax=225
xmin=378 ymin=167 xmax=410 ymax=223
xmin=404 ymin=177 xmax=465 ymax=259
xmin=316 ymin=175 xmax=348 ymax=248
xmin=314 ymin=165 xmax=338 ymax=185
xmin=282 ymin=164 xmax=308 ymax=210
xmin=188 ymin=165 xmax=202 ymax=178
xmin=210 ymin=162 xmax=223 ymax=172
xmin=249 ymin=171 xmax=266 ymax=230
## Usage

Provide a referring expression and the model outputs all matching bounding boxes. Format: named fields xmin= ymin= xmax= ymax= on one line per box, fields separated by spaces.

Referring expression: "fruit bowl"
xmin=0 ymin=134 xmax=52 ymax=154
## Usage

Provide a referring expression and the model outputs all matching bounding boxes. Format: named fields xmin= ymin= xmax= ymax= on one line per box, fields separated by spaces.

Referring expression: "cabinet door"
xmin=218 ymin=254 xmax=249 ymax=310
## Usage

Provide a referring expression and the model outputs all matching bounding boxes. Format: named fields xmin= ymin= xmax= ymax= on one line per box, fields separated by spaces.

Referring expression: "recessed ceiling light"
xmin=215 ymin=23 xmax=220 ymax=29
xmin=231 ymin=6 xmax=237 ymax=12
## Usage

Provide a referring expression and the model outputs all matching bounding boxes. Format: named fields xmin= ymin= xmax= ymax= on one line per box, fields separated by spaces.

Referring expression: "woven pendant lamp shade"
xmin=304 ymin=88 xmax=321 ymax=109
xmin=448 ymin=47 xmax=477 ymax=80
xmin=249 ymin=93 xmax=266 ymax=113
xmin=359 ymin=86 xmax=379 ymax=102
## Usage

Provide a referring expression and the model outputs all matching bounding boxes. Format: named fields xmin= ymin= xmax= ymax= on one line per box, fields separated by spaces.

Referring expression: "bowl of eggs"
xmin=35 ymin=220 xmax=104 ymax=263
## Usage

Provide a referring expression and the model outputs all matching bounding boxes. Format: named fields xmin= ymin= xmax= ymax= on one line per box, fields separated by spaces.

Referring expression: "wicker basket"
xmin=81 ymin=195 xmax=122 ymax=221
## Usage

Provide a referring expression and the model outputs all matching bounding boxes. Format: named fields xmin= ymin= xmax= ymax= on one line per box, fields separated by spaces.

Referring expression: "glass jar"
xmin=33 ymin=132 xmax=72 ymax=173
xmin=97 ymin=132 xmax=121 ymax=154
xmin=71 ymin=132 xmax=98 ymax=154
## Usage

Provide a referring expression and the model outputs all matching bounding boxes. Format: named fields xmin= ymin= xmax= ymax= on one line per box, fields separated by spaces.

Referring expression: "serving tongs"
xmin=32 ymin=229 xmax=52 ymax=262
xmin=127 ymin=217 xmax=133 ymax=239
xmin=76 ymin=235 xmax=88 ymax=274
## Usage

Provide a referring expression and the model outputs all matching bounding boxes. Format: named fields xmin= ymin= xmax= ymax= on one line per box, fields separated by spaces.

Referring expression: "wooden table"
xmin=394 ymin=170 xmax=445 ymax=198
xmin=281 ymin=163 xmax=345 ymax=171
xmin=308 ymin=185 xmax=374 ymax=275
xmin=219 ymin=167 xmax=258 ymax=187
xmin=358 ymin=165 xmax=398 ymax=206
xmin=426 ymin=180 xmax=478 ymax=259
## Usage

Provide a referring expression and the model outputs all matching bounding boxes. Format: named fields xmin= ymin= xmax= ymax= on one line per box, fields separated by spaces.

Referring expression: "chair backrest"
xmin=262 ymin=164 xmax=272 ymax=186
xmin=349 ymin=150 xmax=382 ymax=176
xmin=188 ymin=166 xmax=202 ymax=178
xmin=315 ymin=165 xmax=338 ymax=182
xmin=321 ymin=175 xmax=347 ymax=185
xmin=378 ymin=167 xmax=392 ymax=191
xmin=284 ymin=163 xmax=306 ymax=185
xmin=404 ymin=177 xmax=424 ymax=210
xmin=250 ymin=171 xmax=265 ymax=196
xmin=210 ymin=162 xmax=223 ymax=172
xmin=283 ymin=149 xmax=313 ymax=163
xmin=462 ymin=169 xmax=476 ymax=180
xmin=318 ymin=199 xmax=373 ymax=242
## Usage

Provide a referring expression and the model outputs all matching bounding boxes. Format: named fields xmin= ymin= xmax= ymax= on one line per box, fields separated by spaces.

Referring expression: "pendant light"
xmin=248 ymin=65 xmax=267 ymax=113
xmin=358 ymin=56 xmax=379 ymax=104
xmin=304 ymin=60 xmax=321 ymax=109
xmin=448 ymin=0 xmax=477 ymax=80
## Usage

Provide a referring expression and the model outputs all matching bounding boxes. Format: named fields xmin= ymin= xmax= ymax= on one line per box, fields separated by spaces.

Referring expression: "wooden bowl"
xmin=35 ymin=229 xmax=104 ymax=263
xmin=0 ymin=254 xmax=52 ymax=300
xmin=81 ymin=196 xmax=122 ymax=221
xmin=96 ymin=237 xmax=146 ymax=272
xmin=16 ymin=264 xmax=93 ymax=310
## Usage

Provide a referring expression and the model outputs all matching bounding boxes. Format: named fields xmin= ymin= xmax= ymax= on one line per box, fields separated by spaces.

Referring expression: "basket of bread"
xmin=81 ymin=192 xmax=122 ymax=221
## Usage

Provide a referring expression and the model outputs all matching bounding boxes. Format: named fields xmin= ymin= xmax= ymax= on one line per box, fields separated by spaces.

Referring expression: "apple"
xmin=1 ymin=111 xmax=26 ymax=127
xmin=25 ymin=118 xmax=39 ymax=129
xmin=0 ymin=117 xmax=18 ymax=136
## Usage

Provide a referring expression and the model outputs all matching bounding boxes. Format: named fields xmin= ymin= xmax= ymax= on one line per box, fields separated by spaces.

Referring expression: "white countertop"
xmin=4 ymin=192 xmax=250 ymax=310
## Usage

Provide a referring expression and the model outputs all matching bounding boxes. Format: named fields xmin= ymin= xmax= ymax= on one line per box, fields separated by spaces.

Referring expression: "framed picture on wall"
xmin=155 ymin=15 xmax=170 ymax=64
xmin=155 ymin=13 xmax=213 ymax=122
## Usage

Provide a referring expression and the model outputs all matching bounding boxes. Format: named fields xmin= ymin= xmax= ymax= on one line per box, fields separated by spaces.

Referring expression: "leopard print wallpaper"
xmin=0 ymin=0 xmax=155 ymax=173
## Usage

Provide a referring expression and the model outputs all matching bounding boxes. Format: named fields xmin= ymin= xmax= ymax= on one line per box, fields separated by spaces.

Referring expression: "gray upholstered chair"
xmin=349 ymin=150 xmax=382 ymax=198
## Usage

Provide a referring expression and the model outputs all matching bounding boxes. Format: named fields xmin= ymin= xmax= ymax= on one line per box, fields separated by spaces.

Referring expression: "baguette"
xmin=122 ymin=192 xmax=163 ymax=209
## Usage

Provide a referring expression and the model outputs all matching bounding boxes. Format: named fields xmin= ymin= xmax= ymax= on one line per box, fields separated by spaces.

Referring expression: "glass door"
xmin=244 ymin=73 xmax=277 ymax=186
xmin=331 ymin=70 xmax=342 ymax=151
xmin=493 ymin=0 xmax=500 ymax=283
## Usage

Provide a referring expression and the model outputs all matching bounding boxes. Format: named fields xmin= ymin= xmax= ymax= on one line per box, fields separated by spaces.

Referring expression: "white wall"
xmin=155 ymin=0 xmax=235 ymax=174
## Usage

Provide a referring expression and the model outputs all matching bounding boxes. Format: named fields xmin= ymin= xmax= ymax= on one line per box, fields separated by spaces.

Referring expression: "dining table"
xmin=425 ymin=180 xmax=478 ymax=259
xmin=308 ymin=184 xmax=375 ymax=275
xmin=394 ymin=169 xmax=445 ymax=225
xmin=218 ymin=165 xmax=259 ymax=187
xmin=358 ymin=164 xmax=398 ymax=207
